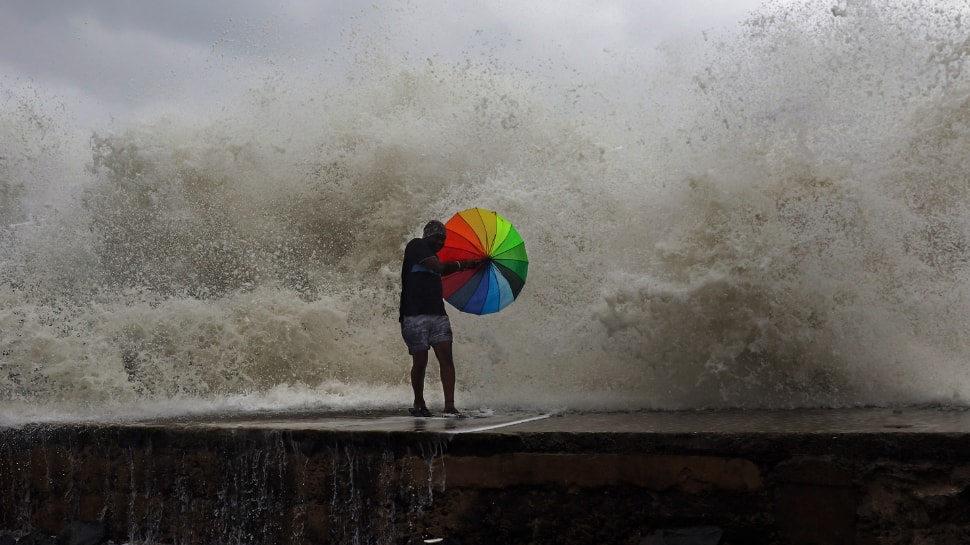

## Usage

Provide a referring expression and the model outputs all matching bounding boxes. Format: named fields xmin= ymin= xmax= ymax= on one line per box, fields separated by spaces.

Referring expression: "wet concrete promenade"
xmin=3 ymin=407 xmax=970 ymax=544
xmin=168 ymin=405 xmax=970 ymax=435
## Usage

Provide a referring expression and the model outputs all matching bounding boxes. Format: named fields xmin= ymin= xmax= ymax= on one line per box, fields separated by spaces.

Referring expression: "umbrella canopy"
xmin=437 ymin=207 xmax=528 ymax=315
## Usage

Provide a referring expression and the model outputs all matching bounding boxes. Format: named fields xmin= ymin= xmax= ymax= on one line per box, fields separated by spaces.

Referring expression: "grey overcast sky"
xmin=0 ymin=1 xmax=774 ymax=130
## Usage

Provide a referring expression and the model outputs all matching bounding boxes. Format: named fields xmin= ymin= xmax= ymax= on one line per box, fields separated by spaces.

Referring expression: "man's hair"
xmin=423 ymin=220 xmax=446 ymax=238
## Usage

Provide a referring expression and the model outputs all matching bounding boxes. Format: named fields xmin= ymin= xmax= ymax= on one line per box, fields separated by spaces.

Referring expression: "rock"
xmin=55 ymin=522 xmax=107 ymax=545
xmin=17 ymin=531 xmax=55 ymax=545
xmin=640 ymin=526 xmax=722 ymax=545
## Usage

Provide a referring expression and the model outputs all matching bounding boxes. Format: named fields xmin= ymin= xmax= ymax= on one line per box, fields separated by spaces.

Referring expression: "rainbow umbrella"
xmin=437 ymin=207 xmax=528 ymax=315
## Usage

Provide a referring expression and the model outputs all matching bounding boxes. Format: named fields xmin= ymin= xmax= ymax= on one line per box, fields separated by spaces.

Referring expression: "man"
xmin=400 ymin=220 xmax=481 ymax=417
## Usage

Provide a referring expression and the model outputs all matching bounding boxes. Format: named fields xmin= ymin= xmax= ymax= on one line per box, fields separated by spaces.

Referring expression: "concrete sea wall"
xmin=1 ymin=411 xmax=969 ymax=544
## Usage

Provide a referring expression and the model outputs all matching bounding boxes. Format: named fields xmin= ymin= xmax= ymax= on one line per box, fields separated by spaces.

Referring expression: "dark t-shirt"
xmin=399 ymin=237 xmax=447 ymax=320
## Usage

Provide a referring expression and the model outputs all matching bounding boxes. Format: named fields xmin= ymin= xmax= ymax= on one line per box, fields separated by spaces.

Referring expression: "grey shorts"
xmin=401 ymin=314 xmax=453 ymax=354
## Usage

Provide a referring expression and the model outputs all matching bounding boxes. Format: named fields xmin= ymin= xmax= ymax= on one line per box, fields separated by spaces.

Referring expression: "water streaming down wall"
xmin=0 ymin=423 xmax=453 ymax=544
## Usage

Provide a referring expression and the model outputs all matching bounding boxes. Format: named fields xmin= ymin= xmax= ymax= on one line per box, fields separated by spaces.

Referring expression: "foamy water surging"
xmin=2 ymin=0 xmax=970 ymax=422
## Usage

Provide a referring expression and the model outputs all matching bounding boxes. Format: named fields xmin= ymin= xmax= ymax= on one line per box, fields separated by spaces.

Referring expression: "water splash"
xmin=2 ymin=0 xmax=970 ymax=418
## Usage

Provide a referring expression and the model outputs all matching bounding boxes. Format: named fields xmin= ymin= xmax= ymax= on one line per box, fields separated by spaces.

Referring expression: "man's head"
xmin=423 ymin=220 xmax=447 ymax=251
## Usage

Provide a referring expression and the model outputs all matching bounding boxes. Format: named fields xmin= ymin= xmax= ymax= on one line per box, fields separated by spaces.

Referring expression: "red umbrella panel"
xmin=437 ymin=208 xmax=528 ymax=315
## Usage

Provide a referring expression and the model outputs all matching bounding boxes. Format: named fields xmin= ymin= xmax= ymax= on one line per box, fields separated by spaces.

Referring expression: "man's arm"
xmin=420 ymin=256 xmax=483 ymax=275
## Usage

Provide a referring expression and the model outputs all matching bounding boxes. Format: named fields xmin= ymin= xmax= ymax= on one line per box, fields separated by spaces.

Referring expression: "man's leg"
xmin=410 ymin=350 xmax=429 ymax=409
xmin=431 ymin=341 xmax=456 ymax=411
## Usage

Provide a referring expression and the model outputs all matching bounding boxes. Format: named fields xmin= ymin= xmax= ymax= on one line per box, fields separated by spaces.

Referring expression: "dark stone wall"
xmin=1 ymin=424 xmax=969 ymax=544
xmin=0 ymin=425 xmax=444 ymax=544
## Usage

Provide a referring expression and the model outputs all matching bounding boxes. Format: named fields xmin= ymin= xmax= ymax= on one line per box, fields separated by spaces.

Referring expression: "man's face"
xmin=427 ymin=234 xmax=446 ymax=252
